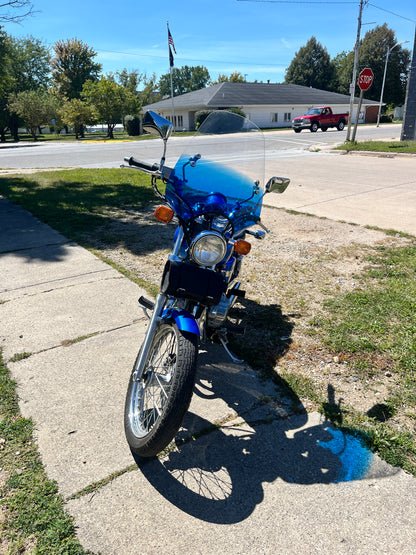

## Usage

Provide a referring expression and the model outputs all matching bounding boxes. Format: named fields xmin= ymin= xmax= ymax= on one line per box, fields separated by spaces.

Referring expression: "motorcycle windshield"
xmin=166 ymin=111 xmax=265 ymax=234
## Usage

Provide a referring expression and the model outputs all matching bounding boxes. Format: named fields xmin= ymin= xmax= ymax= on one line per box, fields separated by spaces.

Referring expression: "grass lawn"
xmin=1 ymin=130 xmax=194 ymax=143
xmin=337 ymin=140 xmax=416 ymax=154
xmin=0 ymin=351 xmax=88 ymax=553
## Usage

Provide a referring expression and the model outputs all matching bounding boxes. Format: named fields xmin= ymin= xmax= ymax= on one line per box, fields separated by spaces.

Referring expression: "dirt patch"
xmin=81 ymin=204 xmax=412 ymax=431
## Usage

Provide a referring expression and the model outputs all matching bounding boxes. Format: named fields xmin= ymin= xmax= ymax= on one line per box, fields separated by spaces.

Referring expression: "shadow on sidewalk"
xmin=0 ymin=176 xmax=173 ymax=261
xmin=0 ymin=197 xmax=70 ymax=260
xmin=134 ymin=344 xmax=399 ymax=524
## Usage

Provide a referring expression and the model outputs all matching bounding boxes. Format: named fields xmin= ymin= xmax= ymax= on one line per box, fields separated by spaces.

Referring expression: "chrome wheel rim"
xmin=129 ymin=327 xmax=177 ymax=438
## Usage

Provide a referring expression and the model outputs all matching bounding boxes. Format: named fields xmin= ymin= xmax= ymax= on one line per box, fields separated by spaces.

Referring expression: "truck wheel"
xmin=310 ymin=122 xmax=318 ymax=132
xmin=337 ymin=120 xmax=345 ymax=131
xmin=294 ymin=129 xmax=301 ymax=133
xmin=321 ymin=126 xmax=328 ymax=132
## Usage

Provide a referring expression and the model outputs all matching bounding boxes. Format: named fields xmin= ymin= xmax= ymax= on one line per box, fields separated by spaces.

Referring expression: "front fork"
xmin=132 ymin=227 xmax=193 ymax=382
xmin=132 ymin=292 xmax=167 ymax=381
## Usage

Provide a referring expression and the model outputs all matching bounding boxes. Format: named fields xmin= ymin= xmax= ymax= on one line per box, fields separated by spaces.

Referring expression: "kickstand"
xmin=217 ymin=333 xmax=244 ymax=364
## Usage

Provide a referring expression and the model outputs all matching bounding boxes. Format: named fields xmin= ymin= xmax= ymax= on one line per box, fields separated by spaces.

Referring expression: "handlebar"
xmin=124 ymin=156 xmax=160 ymax=173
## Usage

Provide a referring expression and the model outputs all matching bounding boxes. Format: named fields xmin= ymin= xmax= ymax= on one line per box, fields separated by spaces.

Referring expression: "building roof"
xmin=143 ymin=82 xmax=376 ymax=111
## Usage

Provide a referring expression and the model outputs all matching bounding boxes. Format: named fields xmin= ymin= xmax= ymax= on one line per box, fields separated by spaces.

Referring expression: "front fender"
xmin=162 ymin=308 xmax=200 ymax=336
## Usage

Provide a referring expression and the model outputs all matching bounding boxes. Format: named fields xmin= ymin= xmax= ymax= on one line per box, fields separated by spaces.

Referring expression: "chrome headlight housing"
xmin=189 ymin=231 xmax=227 ymax=266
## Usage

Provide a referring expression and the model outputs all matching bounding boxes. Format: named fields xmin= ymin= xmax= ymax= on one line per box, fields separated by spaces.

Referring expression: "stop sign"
xmin=358 ymin=68 xmax=374 ymax=91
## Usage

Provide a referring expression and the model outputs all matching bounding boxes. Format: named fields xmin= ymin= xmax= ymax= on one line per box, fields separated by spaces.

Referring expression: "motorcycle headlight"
xmin=190 ymin=231 xmax=227 ymax=266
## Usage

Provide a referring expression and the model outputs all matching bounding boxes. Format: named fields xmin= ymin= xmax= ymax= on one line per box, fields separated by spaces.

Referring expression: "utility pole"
xmin=346 ymin=0 xmax=365 ymax=142
xmin=401 ymin=27 xmax=416 ymax=141
xmin=377 ymin=41 xmax=409 ymax=127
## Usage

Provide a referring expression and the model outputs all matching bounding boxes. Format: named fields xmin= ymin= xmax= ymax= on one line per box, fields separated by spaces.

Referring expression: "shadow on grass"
xmin=0 ymin=171 xmax=173 ymax=261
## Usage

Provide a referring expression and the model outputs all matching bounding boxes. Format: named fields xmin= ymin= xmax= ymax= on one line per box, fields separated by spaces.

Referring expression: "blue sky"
xmin=3 ymin=0 xmax=415 ymax=83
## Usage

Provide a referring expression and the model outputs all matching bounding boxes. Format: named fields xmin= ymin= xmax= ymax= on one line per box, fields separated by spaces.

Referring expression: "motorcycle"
xmin=121 ymin=109 xmax=289 ymax=458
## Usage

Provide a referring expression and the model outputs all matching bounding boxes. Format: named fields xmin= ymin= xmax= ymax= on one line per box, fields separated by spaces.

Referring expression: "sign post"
xmin=352 ymin=68 xmax=374 ymax=142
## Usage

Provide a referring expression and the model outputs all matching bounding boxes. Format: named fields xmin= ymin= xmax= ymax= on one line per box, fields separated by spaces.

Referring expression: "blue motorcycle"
xmin=122 ymin=110 xmax=289 ymax=457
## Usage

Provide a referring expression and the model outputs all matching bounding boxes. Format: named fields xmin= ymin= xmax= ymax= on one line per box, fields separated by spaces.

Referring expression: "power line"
xmin=237 ymin=1 xmax=356 ymax=4
xmin=94 ymin=48 xmax=285 ymax=68
xmin=368 ymin=3 xmax=416 ymax=24
xmin=237 ymin=0 xmax=416 ymax=24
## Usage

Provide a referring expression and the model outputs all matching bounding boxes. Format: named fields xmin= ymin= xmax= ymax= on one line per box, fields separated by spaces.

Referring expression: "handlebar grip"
xmin=124 ymin=156 xmax=160 ymax=172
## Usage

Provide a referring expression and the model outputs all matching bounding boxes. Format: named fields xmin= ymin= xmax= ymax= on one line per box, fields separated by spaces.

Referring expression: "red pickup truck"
xmin=292 ymin=106 xmax=348 ymax=133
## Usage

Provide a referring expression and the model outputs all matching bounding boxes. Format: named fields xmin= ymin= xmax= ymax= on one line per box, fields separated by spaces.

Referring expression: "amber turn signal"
xmin=233 ymin=239 xmax=251 ymax=255
xmin=154 ymin=205 xmax=174 ymax=223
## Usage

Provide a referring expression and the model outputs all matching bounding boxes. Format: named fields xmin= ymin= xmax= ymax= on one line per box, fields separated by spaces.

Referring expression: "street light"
xmin=377 ymin=41 xmax=409 ymax=127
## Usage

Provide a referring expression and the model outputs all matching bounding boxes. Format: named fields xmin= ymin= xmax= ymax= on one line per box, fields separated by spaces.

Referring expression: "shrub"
xmin=226 ymin=107 xmax=246 ymax=118
xmin=195 ymin=110 xmax=212 ymax=129
xmin=195 ymin=108 xmax=247 ymax=130
xmin=380 ymin=114 xmax=393 ymax=123
xmin=124 ymin=115 xmax=141 ymax=136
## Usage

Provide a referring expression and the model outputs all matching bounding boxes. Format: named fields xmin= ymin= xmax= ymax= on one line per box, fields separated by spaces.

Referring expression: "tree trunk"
xmin=10 ymin=114 xmax=19 ymax=142
xmin=107 ymin=123 xmax=114 ymax=139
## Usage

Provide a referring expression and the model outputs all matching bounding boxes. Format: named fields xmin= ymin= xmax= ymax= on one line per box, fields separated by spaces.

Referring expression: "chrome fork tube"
xmin=170 ymin=227 xmax=184 ymax=259
xmin=133 ymin=227 xmax=185 ymax=381
xmin=133 ymin=292 xmax=166 ymax=381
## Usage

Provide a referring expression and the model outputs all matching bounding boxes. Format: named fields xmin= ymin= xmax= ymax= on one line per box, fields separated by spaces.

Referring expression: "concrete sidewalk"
xmin=1 ymin=152 xmax=416 ymax=553
xmin=265 ymin=151 xmax=416 ymax=235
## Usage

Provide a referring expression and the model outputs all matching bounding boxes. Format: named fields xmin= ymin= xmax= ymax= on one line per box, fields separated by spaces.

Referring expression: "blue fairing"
xmin=163 ymin=308 xmax=200 ymax=336
xmin=163 ymin=110 xmax=266 ymax=237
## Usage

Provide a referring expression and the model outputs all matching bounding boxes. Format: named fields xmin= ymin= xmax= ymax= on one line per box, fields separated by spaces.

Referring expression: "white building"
xmin=142 ymin=82 xmax=380 ymax=131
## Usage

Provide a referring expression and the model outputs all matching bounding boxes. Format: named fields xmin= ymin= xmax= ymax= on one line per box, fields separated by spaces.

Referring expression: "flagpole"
xmin=167 ymin=21 xmax=176 ymax=130
xmin=170 ymin=69 xmax=175 ymax=130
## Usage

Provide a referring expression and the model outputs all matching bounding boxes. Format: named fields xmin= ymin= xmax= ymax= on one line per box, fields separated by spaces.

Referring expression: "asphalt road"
xmin=0 ymin=124 xmax=402 ymax=170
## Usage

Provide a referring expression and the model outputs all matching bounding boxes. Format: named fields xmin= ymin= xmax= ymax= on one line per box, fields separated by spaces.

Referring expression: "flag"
xmin=168 ymin=25 xmax=176 ymax=54
xmin=169 ymin=45 xmax=174 ymax=68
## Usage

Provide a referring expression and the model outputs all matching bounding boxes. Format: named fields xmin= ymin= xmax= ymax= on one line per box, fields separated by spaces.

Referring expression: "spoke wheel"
xmin=125 ymin=323 xmax=198 ymax=458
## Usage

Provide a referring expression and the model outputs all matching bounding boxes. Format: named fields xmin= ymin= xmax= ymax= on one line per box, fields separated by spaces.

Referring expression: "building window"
xmin=166 ymin=115 xmax=183 ymax=127
xmin=284 ymin=112 xmax=292 ymax=122
xmin=271 ymin=113 xmax=278 ymax=123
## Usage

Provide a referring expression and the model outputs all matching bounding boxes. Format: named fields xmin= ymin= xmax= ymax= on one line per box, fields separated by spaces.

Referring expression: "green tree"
xmin=8 ymin=35 xmax=51 ymax=92
xmin=332 ymin=25 xmax=410 ymax=106
xmin=140 ymin=73 xmax=161 ymax=107
xmin=51 ymin=38 xmax=102 ymax=100
xmin=0 ymin=27 xmax=13 ymax=141
xmin=82 ymin=76 xmax=136 ymax=138
xmin=59 ymin=98 xmax=97 ymax=139
xmin=116 ymin=68 xmax=144 ymax=93
xmin=331 ymin=51 xmax=351 ymax=94
xmin=285 ymin=36 xmax=335 ymax=90
xmin=0 ymin=32 xmax=52 ymax=141
xmin=211 ymin=71 xmax=246 ymax=84
xmin=158 ymin=65 xmax=210 ymax=96
xmin=359 ymin=24 xmax=410 ymax=105
xmin=8 ymin=90 xmax=59 ymax=139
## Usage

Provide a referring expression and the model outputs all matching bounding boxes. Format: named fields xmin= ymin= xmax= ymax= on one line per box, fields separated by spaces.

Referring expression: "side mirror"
xmin=142 ymin=110 xmax=173 ymax=140
xmin=265 ymin=176 xmax=290 ymax=194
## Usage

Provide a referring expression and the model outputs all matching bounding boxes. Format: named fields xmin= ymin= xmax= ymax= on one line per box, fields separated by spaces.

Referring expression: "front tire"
xmin=124 ymin=323 xmax=198 ymax=458
xmin=310 ymin=122 xmax=319 ymax=132
xmin=337 ymin=120 xmax=345 ymax=131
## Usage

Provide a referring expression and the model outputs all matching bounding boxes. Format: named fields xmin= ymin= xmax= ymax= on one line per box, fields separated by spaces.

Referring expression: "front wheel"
xmin=310 ymin=122 xmax=318 ymax=132
xmin=337 ymin=120 xmax=345 ymax=131
xmin=124 ymin=323 xmax=198 ymax=458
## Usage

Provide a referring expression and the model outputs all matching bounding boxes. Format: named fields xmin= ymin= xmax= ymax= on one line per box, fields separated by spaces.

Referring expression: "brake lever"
xmin=245 ymin=229 xmax=267 ymax=240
